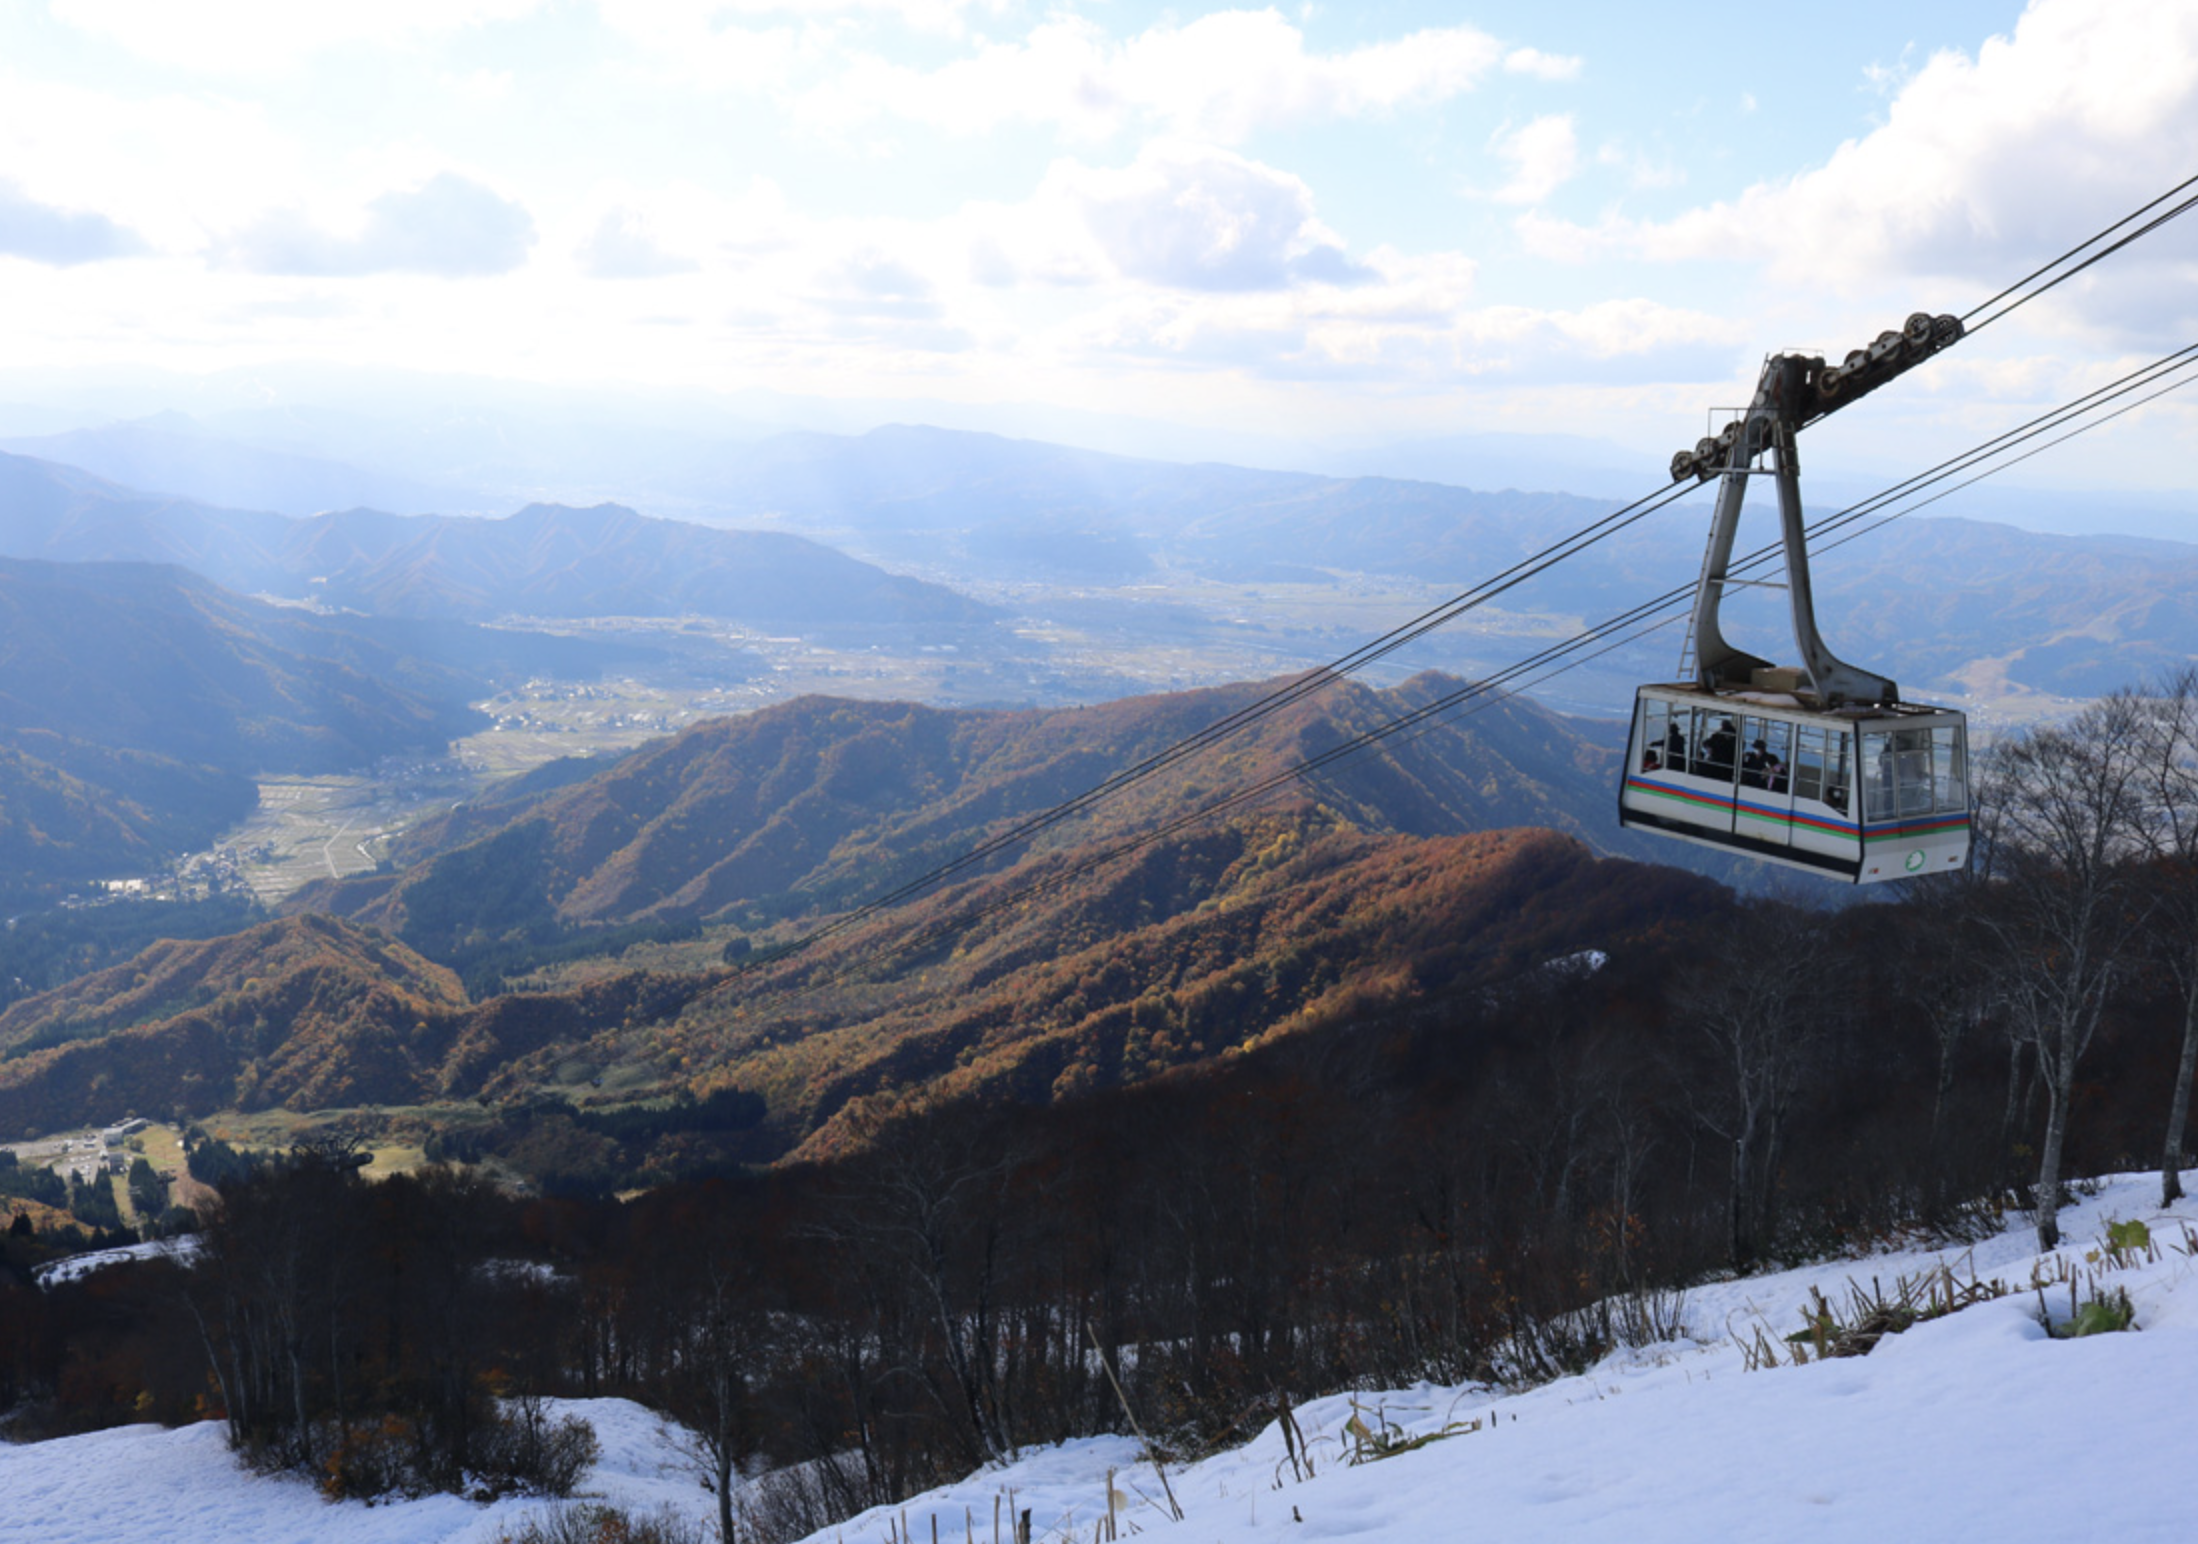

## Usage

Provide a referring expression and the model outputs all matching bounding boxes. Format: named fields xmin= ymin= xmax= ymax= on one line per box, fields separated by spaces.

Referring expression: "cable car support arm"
xmin=1670 ymin=312 xmax=1962 ymax=709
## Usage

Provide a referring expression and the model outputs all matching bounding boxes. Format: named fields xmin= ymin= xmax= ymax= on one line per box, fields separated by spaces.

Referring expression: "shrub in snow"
xmin=480 ymin=1395 xmax=602 ymax=1499
xmin=315 ymin=1401 xmax=598 ymax=1502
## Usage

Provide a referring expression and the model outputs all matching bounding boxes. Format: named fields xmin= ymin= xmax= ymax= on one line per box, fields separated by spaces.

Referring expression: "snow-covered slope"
xmin=826 ymin=1174 xmax=2198 ymax=1544
xmin=0 ymin=1397 xmax=708 ymax=1544
xmin=6 ymin=1175 xmax=2195 ymax=1544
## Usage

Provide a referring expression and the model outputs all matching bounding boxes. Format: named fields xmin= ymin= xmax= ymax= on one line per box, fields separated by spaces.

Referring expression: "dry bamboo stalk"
xmin=1083 ymin=1320 xmax=1183 ymax=1523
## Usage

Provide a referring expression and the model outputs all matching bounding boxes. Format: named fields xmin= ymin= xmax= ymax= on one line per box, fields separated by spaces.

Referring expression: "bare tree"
xmin=1890 ymin=872 xmax=2003 ymax=1214
xmin=1672 ymin=901 xmax=1833 ymax=1269
xmin=1976 ymin=694 xmax=2150 ymax=1249
xmin=2131 ymin=667 xmax=2198 ymax=1205
xmin=807 ymin=1111 xmax=1023 ymax=1471
xmin=662 ymin=1242 xmax=759 ymax=1544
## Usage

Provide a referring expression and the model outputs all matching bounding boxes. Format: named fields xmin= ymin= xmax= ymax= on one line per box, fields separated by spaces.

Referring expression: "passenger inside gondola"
xmin=1700 ymin=717 xmax=1737 ymax=781
xmin=1741 ymin=737 xmax=1788 ymax=793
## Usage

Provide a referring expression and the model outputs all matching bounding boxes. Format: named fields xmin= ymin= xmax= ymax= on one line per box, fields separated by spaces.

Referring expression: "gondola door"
xmin=1731 ymin=714 xmax=1797 ymax=857
xmin=1628 ymin=694 xmax=1740 ymax=840
xmin=1787 ymin=722 xmax=1862 ymax=871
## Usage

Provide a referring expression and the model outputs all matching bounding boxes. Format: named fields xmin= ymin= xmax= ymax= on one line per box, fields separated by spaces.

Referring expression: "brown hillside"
xmin=0 ymin=907 xmax=725 ymax=1140
xmin=0 ymin=813 xmax=1713 ymax=1164
xmin=4 ymin=675 xmax=1715 ymax=1157
xmin=292 ymin=672 xmax=1646 ymax=958
xmin=0 ymin=915 xmax=471 ymax=1131
xmin=459 ymin=813 xmax=1718 ymax=1164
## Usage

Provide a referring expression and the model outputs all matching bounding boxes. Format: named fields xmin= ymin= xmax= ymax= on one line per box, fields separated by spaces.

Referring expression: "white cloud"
xmin=582 ymin=208 xmax=701 ymax=278
xmin=0 ymin=180 xmax=147 ymax=265
xmin=1046 ymin=143 xmax=1371 ymax=293
xmin=1597 ymin=142 xmax=1684 ymax=192
xmin=1053 ymin=272 xmax=1732 ymax=389
xmin=603 ymin=0 xmax=1003 ymax=40
xmin=0 ymin=80 xmax=299 ymax=249
xmin=453 ymin=69 xmax=517 ymax=104
xmin=523 ymin=148 xmax=1735 ymax=394
xmin=1490 ymin=116 xmax=1578 ymax=206
xmin=1504 ymin=47 xmax=1582 ymax=82
xmin=221 ymin=174 xmax=538 ymax=277
xmin=795 ymin=10 xmax=1507 ymax=143
xmin=812 ymin=249 xmax=949 ymax=320
xmin=1531 ymin=0 xmax=2198 ymax=334
xmin=593 ymin=10 xmax=814 ymax=91
xmin=49 ymin=0 xmax=546 ymax=72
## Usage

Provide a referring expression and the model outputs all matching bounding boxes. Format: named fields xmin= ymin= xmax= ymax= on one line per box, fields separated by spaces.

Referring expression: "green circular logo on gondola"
xmin=1905 ymin=849 xmax=1927 ymax=873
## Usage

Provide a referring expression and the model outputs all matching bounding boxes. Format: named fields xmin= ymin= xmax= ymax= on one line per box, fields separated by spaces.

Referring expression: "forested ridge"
xmin=0 ymin=816 xmax=1696 ymax=1166
xmin=286 ymin=671 xmax=1697 ymax=956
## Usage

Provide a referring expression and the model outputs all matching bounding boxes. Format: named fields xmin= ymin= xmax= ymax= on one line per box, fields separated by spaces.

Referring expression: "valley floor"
xmin=7 ymin=1175 xmax=2196 ymax=1544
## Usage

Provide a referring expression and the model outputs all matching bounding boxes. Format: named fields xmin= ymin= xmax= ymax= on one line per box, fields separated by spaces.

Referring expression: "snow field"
xmin=0 ymin=1398 xmax=714 ymax=1544
xmin=4 ymin=1174 xmax=2195 ymax=1544
xmin=810 ymin=1174 xmax=2198 ymax=1544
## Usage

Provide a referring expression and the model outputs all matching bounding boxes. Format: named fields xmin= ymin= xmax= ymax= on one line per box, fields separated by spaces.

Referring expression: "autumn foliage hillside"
xmin=291 ymin=671 xmax=1662 ymax=962
xmin=0 ymin=909 xmax=732 ymax=1137
xmin=454 ymin=812 xmax=1717 ymax=1164
xmin=0 ymin=803 xmax=1706 ymax=1168
xmin=0 ymin=668 xmax=1729 ymax=1159
xmin=0 ymin=916 xmax=471 ymax=1129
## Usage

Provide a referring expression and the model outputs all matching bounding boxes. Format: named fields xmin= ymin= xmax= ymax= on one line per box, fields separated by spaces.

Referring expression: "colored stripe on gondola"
xmin=1736 ymin=800 xmax=1856 ymax=837
xmin=1629 ymin=778 xmax=1970 ymax=843
xmin=1625 ymin=778 xmax=1858 ymax=834
xmin=1622 ymin=776 xmax=1749 ymax=815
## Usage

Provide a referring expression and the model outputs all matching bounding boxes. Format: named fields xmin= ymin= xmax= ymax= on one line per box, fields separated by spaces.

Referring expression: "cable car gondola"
xmin=1619 ymin=322 xmax=1972 ymax=883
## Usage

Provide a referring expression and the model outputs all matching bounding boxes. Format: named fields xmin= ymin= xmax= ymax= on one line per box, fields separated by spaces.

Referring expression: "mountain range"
xmin=0 ymin=664 xmax=1730 ymax=1145
xmin=0 ymin=451 xmax=994 ymax=633
xmin=10 ymin=423 xmax=2196 ymax=703
xmin=640 ymin=424 xmax=2198 ymax=699
xmin=0 ymin=412 xmax=470 ymax=519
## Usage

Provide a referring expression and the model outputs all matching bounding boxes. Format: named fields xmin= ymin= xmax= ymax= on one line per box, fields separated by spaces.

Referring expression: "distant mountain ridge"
xmin=0 ymin=558 xmax=481 ymax=773
xmin=685 ymin=424 xmax=2198 ymax=698
xmin=0 ymin=451 xmax=994 ymax=632
xmin=10 ymin=426 xmax=2196 ymax=699
xmin=0 ymin=411 xmax=470 ymax=518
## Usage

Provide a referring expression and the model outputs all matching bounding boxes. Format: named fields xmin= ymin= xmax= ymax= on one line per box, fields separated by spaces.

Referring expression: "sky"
xmin=2 ymin=0 xmax=2196 ymax=493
